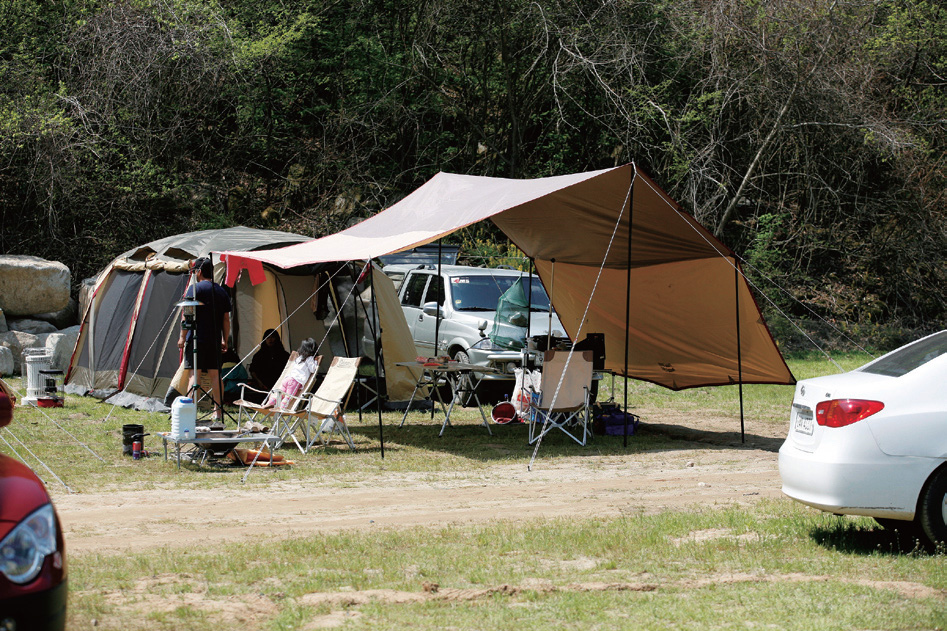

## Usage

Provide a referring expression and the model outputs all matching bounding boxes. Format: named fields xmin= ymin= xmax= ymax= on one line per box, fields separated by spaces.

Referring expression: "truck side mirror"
xmin=478 ymin=320 xmax=488 ymax=338
xmin=422 ymin=302 xmax=443 ymax=317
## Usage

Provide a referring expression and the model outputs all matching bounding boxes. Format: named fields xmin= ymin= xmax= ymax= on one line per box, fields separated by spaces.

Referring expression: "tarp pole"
xmin=434 ymin=239 xmax=443 ymax=355
xmin=547 ymin=259 xmax=555 ymax=352
xmin=370 ymin=263 xmax=385 ymax=459
xmin=431 ymin=240 xmax=443 ymax=421
xmin=735 ymin=260 xmax=745 ymax=443
xmin=623 ymin=176 xmax=635 ymax=448
xmin=527 ymin=258 xmax=534 ymax=369
xmin=350 ymin=264 xmax=364 ymax=424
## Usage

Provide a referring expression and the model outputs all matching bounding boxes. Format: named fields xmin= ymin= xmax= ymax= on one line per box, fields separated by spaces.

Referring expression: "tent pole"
xmin=547 ymin=259 xmax=555 ymax=352
xmin=735 ymin=260 xmax=745 ymax=443
xmin=434 ymin=239 xmax=443 ymax=356
xmin=369 ymin=262 xmax=385 ymax=459
xmin=350 ymin=263 xmax=363 ymax=423
xmin=432 ymin=240 xmax=443 ymax=421
xmin=623 ymin=177 xmax=635 ymax=448
xmin=527 ymin=258 xmax=534 ymax=369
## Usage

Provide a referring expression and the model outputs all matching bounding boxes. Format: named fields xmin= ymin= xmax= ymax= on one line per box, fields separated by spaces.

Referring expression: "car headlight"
xmin=0 ymin=504 xmax=57 ymax=585
xmin=470 ymin=338 xmax=494 ymax=351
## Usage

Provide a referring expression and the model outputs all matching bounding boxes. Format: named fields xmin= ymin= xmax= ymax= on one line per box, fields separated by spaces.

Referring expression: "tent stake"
xmin=735 ymin=261 xmax=745 ymax=443
xmin=623 ymin=176 xmax=635 ymax=448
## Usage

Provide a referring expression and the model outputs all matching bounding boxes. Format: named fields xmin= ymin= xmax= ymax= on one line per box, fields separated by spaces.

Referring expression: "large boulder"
xmin=34 ymin=297 xmax=79 ymax=330
xmin=0 ymin=346 xmax=12 ymax=376
xmin=0 ymin=255 xmax=70 ymax=317
xmin=0 ymin=330 xmax=41 ymax=375
xmin=0 ymin=308 xmax=6 ymax=333
xmin=78 ymin=277 xmax=96 ymax=322
xmin=8 ymin=318 xmax=58 ymax=336
xmin=45 ymin=326 xmax=80 ymax=372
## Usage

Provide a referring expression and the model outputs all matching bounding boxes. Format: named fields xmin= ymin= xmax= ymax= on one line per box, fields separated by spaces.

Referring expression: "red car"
xmin=0 ymin=391 xmax=67 ymax=630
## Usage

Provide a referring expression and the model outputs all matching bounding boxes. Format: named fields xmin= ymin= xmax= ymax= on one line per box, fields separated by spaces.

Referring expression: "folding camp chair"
xmin=234 ymin=351 xmax=298 ymax=425
xmin=527 ymin=350 xmax=593 ymax=446
xmin=233 ymin=352 xmax=321 ymax=452
xmin=304 ymin=356 xmax=361 ymax=452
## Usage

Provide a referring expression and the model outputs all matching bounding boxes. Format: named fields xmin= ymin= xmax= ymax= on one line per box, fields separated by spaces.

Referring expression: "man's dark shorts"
xmin=183 ymin=340 xmax=221 ymax=370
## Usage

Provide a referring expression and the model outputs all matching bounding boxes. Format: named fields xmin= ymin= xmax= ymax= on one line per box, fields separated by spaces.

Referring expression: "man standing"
xmin=178 ymin=257 xmax=232 ymax=422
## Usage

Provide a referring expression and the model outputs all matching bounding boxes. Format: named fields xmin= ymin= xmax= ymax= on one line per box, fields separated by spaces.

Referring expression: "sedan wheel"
xmin=918 ymin=467 xmax=947 ymax=546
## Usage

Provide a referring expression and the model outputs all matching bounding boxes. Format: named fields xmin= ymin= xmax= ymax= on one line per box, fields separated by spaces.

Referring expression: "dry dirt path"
xmin=55 ymin=422 xmax=786 ymax=557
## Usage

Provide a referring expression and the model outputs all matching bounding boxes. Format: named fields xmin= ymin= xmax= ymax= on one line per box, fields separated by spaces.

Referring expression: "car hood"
xmin=0 ymin=453 xmax=52 ymax=540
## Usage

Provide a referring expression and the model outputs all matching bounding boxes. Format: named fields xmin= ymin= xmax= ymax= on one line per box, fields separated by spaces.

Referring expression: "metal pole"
xmin=735 ymin=260 xmax=745 ymax=443
xmin=435 ymin=239 xmax=443 ymax=356
xmin=432 ymin=240 xmax=443 ymax=421
xmin=623 ymin=177 xmax=635 ymax=448
xmin=527 ymin=258 xmax=534 ymax=368
xmin=370 ymin=263 xmax=385 ymax=459
xmin=547 ymin=259 xmax=555 ymax=352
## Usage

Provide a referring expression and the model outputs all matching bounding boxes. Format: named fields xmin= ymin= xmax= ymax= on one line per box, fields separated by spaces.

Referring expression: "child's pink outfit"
xmin=269 ymin=355 xmax=318 ymax=409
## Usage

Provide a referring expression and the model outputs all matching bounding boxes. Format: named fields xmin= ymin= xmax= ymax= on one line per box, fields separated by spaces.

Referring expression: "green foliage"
xmin=0 ymin=0 xmax=943 ymax=334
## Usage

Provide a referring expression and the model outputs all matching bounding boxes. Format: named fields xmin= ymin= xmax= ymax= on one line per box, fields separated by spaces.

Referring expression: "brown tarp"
xmin=221 ymin=164 xmax=794 ymax=390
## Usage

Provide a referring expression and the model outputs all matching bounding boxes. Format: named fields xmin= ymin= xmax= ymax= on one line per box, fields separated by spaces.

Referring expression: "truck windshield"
xmin=450 ymin=275 xmax=550 ymax=311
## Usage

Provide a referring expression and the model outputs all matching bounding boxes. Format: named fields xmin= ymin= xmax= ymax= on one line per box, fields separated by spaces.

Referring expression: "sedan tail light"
xmin=815 ymin=399 xmax=885 ymax=428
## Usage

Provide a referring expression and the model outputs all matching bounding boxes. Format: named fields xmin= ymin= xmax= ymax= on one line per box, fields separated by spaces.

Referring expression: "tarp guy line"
xmin=636 ymin=171 xmax=853 ymax=371
xmin=528 ymin=175 xmax=633 ymax=469
xmin=0 ymin=427 xmax=73 ymax=493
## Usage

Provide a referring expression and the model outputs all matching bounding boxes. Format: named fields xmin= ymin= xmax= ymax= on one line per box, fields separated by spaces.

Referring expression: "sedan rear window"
xmin=860 ymin=331 xmax=947 ymax=377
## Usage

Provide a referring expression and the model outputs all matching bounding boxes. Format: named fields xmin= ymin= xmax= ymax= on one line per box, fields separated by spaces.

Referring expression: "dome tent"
xmin=65 ymin=226 xmax=348 ymax=409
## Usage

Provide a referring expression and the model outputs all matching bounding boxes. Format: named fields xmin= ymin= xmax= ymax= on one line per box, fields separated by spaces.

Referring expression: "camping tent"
xmin=221 ymin=164 xmax=794 ymax=391
xmin=65 ymin=227 xmax=355 ymax=403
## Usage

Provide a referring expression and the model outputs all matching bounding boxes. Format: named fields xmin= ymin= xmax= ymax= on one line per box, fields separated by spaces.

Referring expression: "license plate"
xmin=794 ymin=405 xmax=814 ymax=435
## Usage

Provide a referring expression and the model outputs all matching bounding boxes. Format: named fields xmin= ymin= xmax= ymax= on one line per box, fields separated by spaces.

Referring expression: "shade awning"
xmin=220 ymin=164 xmax=794 ymax=390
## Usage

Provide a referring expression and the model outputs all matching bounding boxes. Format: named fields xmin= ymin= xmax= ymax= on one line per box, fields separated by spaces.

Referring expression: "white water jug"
xmin=171 ymin=396 xmax=197 ymax=439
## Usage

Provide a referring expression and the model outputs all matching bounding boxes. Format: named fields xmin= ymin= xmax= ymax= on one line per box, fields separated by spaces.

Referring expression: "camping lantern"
xmin=177 ymin=298 xmax=201 ymax=331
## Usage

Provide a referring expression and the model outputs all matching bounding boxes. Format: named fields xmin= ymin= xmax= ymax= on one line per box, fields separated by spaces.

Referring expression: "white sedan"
xmin=779 ymin=330 xmax=947 ymax=545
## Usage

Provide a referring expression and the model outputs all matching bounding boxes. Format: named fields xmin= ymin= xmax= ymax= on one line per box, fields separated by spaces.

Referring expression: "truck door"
xmin=400 ymin=272 xmax=432 ymax=355
xmin=413 ymin=274 xmax=446 ymax=356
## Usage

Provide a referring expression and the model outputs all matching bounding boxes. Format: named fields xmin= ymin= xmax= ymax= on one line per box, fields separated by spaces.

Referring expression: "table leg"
xmin=471 ymin=390 xmax=492 ymax=435
xmin=399 ymin=373 xmax=426 ymax=428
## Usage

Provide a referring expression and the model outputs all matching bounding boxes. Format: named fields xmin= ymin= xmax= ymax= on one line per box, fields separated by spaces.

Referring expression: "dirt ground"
xmin=60 ymin=416 xmax=947 ymax=629
xmin=55 ymin=413 xmax=788 ymax=558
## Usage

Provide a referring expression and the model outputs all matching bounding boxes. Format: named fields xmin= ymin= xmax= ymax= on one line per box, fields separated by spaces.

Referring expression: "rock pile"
xmin=0 ymin=255 xmax=81 ymax=376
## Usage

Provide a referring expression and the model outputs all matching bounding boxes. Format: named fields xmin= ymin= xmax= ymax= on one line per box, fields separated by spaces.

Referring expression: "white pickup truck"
xmin=384 ymin=264 xmax=566 ymax=400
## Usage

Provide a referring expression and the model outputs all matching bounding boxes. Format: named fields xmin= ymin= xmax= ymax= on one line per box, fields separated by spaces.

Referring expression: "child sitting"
xmin=269 ymin=338 xmax=319 ymax=409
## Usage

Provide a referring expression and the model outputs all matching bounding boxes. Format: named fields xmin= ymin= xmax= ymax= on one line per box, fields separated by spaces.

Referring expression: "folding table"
xmin=157 ymin=431 xmax=278 ymax=469
xmin=395 ymin=361 xmax=496 ymax=436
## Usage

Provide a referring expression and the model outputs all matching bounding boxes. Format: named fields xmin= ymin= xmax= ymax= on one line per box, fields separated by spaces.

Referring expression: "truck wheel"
xmin=452 ymin=350 xmax=475 ymax=407
xmin=918 ymin=467 xmax=947 ymax=546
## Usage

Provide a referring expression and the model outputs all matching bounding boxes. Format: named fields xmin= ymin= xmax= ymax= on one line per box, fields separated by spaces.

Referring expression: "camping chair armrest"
xmin=273 ymin=388 xmax=313 ymax=410
xmin=310 ymin=393 xmax=344 ymax=406
xmin=237 ymin=382 xmax=270 ymax=399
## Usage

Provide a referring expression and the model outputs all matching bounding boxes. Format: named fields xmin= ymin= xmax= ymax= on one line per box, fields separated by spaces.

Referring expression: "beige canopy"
xmin=222 ymin=164 xmax=794 ymax=390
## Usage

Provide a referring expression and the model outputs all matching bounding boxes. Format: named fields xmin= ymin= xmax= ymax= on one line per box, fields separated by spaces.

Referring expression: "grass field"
xmin=2 ymin=352 xmax=945 ymax=630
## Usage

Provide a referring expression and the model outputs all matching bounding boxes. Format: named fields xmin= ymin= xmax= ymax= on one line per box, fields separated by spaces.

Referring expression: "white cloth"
xmin=287 ymin=355 xmax=318 ymax=386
